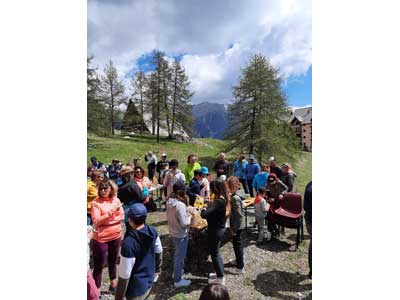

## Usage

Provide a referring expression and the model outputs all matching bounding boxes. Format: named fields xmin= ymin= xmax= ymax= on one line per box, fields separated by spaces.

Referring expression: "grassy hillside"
xmin=87 ymin=134 xmax=311 ymax=193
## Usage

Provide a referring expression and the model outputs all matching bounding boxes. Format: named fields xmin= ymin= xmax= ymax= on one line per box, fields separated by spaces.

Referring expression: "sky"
xmin=88 ymin=0 xmax=312 ymax=107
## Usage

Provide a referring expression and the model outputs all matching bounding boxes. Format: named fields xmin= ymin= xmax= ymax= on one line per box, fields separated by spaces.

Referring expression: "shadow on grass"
xmin=253 ymin=270 xmax=311 ymax=300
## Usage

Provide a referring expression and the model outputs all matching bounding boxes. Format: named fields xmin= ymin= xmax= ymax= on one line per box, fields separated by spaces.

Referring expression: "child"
xmin=199 ymin=284 xmax=230 ymax=300
xmin=254 ymin=187 xmax=271 ymax=245
xmin=166 ymin=181 xmax=192 ymax=288
xmin=87 ymin=226 xmax=101 ymax=300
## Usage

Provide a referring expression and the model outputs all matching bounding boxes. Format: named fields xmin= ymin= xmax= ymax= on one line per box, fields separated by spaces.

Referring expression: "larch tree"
xmin=170 ymin=59 xmax=194 ymax=137
xmin=99 ymin=60 xmax=127 ymax=135
xmin=129 ymin=70 xmax=147 ymax=132
xmin=87 ymin=56 xmax=108 ymax=135
xmin=225 ymin=54 xmax=298 ymax=162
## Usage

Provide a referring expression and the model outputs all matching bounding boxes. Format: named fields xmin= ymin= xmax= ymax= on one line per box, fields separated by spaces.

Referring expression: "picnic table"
xmin=149 ymin=184 xmax=164 ymax=210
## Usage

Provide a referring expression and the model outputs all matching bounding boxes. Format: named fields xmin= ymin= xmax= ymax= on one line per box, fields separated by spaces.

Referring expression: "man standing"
xmin=107 ymin=159 xmax=122 ymax=181
xmin=304 ymin=181 xmax=312 ymax=279
xmin=213 ymin=153 xmax=230 ymax=179
xmin=145 ymin=151 xmax=157 ymax=181
xmin=156 ymin=153 xmax=169 ymax=183
xmin=115 ymin=204 xmax=163 ymax=300
xmin=183 ymin=154 xmax=201 ymax=185
xmin=164 ymin=159 xmax=186 ymax=199
xmin=268 ymin=156 xmax=283 ymax=180
xmin=233 ymin=154 xmax=249 ymax=194
xmin=245 ymin=154 xmax=260 ymax=197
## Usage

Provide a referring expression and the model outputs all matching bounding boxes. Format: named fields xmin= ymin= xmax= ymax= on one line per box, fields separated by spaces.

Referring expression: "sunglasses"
xmin=135 ymin=170 xmax=143 ymax=173
xmin=99 ymin=186 xmax=109 ymax=191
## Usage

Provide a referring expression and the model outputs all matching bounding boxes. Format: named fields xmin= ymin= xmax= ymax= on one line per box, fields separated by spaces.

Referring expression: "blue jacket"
xmin=187 ymin=178 xmax=201 ymax=206
xmin=252 ymin=172 xmax=269 ymax=192
xmin=245 ymin=161 xmax=260 ymax=180
xmin=121 ymin=224 xmax=159 ymax=298
xmin=233 ymin=160 xmax=248 ymax=179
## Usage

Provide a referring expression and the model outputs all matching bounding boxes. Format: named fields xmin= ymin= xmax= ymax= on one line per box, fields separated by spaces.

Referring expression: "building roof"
xmin=288 ymin=106 xmax=312 ymax=124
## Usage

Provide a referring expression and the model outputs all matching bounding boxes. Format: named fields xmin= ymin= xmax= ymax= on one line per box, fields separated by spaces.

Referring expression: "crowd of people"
xmin=87 ymin=152 xmax=311 ymax=300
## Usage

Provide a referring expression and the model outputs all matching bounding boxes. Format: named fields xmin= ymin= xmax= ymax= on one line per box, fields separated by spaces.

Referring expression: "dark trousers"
xmin=306 ymin=222 xmax=312 ymax=275
xmin=207 ymin=228 xmax=225 ymax=278
xmin=92 ymin=237 xmax=121 ymax=288
xmin=231 ymin=229 xmax=244 ymax=269
xmin=240 ymin=178 xmax=249 ymax=194
xmin=246 ymin=179 xmax=254 ymax=197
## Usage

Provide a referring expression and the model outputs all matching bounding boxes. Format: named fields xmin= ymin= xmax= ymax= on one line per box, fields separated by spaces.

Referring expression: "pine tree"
xmin=98 ymin=60 xmax=127 ymax=135
xmin=225 ymin=54 xmax=299 ymax=162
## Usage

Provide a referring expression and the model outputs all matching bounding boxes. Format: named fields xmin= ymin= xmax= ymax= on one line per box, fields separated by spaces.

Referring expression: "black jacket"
xmin=201 ymin=198 xmax=227 ymax=230
xmin=214 ymin=160 xmax=230 ymax=177
xmin=270 ymin=166 xmax=283 ymax=180
xmin=118 ymin=180 xmax=145 ymax=206
xmin=303 ymin=181 xmax=312 ymax=224
xmin=282 ymin=172 xmax=295 ymax=192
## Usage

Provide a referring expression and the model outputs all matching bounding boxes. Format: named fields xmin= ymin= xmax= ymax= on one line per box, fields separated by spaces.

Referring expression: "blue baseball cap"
xmin=201 ymin=166 xmax=209 ymax=174
xmin=127 ymin=203 xmax=147 ymax=219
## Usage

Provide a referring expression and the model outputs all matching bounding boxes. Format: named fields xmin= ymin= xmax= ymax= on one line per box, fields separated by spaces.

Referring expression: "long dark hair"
xmin=210 ymin=179 xmax=231 ymax=217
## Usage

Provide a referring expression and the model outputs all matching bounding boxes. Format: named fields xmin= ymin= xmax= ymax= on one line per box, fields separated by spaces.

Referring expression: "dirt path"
xmin=95 ymin=212 xmax=311 ymax=300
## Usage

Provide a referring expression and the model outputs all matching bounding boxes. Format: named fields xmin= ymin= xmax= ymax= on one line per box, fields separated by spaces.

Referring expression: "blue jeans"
xmin=172 ymin=235 xmax=189 ymax=283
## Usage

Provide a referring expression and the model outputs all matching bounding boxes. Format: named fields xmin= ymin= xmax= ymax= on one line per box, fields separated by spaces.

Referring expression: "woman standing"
xmin=134 ymin=166 xmax=152 ymax=205
xmin=91 ymin=179 xmax=124 ymax=292
xmin=87 ymin=169 xmax=104 ymax=225
xmin=226 ymin=176 xmax=246 ymax=274
xmin=201 ymin=180 xmax=231 ymax=285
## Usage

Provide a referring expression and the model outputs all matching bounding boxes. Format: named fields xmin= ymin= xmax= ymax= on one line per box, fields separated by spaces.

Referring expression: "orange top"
xmin=91 ymin=197 xmax=124 ymax=243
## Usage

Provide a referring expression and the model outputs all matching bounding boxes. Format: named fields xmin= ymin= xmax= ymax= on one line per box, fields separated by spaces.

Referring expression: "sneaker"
xmin=208 ymin=276 xmax=225 ymax=285
xmin=174 ymin=279 xmax=192 ymax=288
xmin=209 ymin=272 xmax=217 ymax=279
xmin=231 ymin=267 xmax=246 ymax=275
xmin=153 ymin=272 xmax=160 ymax=283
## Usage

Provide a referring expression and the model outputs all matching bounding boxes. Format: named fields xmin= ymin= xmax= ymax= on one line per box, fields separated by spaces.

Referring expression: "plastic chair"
xmin=272 ymin=192 xmax=304 ymax=249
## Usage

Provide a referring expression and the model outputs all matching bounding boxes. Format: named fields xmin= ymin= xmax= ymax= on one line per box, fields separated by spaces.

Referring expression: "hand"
xmin=278 ymin=194 xmax=283 ymax=200
xmin=267 ymin=197 xmax=275 ymax=202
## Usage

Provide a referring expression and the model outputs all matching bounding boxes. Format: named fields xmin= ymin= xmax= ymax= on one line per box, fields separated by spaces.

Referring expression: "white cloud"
xmin=88 ymin=0 xmax=311 ymax=104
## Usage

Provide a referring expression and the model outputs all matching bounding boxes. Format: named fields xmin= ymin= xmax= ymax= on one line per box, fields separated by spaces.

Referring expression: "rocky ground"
xmin=94 ymin=211 xmax=312 ymax=300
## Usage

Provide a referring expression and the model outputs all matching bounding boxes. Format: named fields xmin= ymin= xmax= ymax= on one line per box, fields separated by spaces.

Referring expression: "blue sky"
xmin=283 ymin=67 xmax=312 ymax=107
xmin=89 ymin=0 xmax=311 ymax=106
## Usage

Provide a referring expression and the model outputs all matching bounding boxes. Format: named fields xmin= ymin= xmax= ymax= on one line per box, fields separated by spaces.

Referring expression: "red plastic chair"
xmin=272 ymin=192 xmax=304 ymax=249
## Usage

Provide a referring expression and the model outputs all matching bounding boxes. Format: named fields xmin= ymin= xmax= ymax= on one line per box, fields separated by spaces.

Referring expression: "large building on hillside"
xmin=289 ymin=106 xmax=312 ymax=152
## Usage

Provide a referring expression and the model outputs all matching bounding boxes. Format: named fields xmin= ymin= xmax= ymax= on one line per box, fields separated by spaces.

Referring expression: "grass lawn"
xmin=87 ymin=133 xmax=311 ymax=193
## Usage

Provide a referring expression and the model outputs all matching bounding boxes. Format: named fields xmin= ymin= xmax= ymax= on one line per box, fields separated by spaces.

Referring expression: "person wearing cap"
xmin=156 ymin=153 xmax=169 ymax=181
xmin=233 ymin=154 xmax=249 ymax=194
xmin=90 ymin=156 xmax=103 ymax=170
xmin=268 ymin=156 xmax=283 ymax=180
xmin=118 ymin=166 xmax=146 ymax=227
xmin=91 ymin=179 xmax=124 ymax=292
xmin=245 ymin=154 xmax=260 ymax=197
xmin=164 ymin=159 xmax=186 ymax=199
xmin=281 ymin=163 xmax=296 ymax=192
xmin=187 ymin=169 xmax=203 ymax=206
xmin=144 ymin=151 xmax=157 ymax=181
xmin=214 ymin=153 xmax=230 ymax=178
xmin=107 ymin=159 xmax=122 ymax=181
xmin=199 ymin=166 xmax=211 ymax=201
xmin=166 ymin=181 xmax=193 ymax=288
xmin=183 ymin=154 xmax=201 ymax=185
xmin=252 ymin=164 xmax=270 ymax=193
xmin=115 ymin=204 xmax=163 ymax=300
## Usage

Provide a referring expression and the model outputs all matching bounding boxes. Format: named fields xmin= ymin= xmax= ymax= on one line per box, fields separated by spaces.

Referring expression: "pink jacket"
xmin=91 ymin=197 xmax=124 ymax=243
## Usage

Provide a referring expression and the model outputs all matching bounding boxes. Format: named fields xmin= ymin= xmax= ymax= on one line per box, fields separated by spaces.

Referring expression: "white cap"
xmin=162 ymin=153 xmax=167 ymax=157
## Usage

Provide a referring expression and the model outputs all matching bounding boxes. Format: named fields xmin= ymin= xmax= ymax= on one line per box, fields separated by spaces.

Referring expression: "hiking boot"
xmin=174 ymin=279 xmax=192 ymax=288
xmin=208 ymin=276 xmax=225 ymax=285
